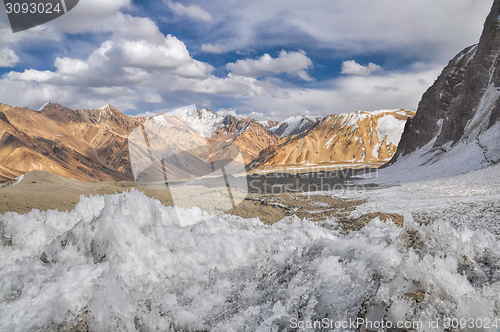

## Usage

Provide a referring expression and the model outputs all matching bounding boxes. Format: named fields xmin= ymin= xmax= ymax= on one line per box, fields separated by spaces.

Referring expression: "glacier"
xmin=1 ymin=183 xmax=500 ymax=331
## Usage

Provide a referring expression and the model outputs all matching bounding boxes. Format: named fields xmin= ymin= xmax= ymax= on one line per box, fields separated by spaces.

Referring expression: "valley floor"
xmin=1 ymin=164 xmax=500 ymax=331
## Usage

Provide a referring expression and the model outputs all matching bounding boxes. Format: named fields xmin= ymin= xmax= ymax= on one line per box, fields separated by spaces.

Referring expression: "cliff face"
xmin=387 ymin=0 xmax=500 ymax=175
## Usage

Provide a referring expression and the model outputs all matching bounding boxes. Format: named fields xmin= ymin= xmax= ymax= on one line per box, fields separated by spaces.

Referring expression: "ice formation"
xmin=1 ymin=189 xmax=500 ymax=331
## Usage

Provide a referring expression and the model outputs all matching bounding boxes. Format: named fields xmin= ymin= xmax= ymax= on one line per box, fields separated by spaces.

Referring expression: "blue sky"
xmin=0 ymin=0 xmax=493 ymax=120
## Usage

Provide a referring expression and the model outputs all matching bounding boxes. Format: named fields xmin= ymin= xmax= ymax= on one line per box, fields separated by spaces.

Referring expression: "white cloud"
xmin=7 ymin=14 xmax=214 ymax=85
xmin=341 ymin=60 xmax=383 ymax=76
xmin=0 ymin=12 xmax=291 ymax=111
xmin=225 ymin=66 xmax=442 ymax=120
xmin=8 ymin=69 xmax=57 ymax=82
xmin=201 ymin=43 xmax=228 ymax=54
xmin=0 ymin=0 xmax=481 ymax=119
xmin=189 ymin=0 xmax=491 ymax=64
xmin=54 ymin=57 xmax=89 ymax=76
xmin=226 ymin=50 xmax=314 ymax=81
xmin=216 ymin=108 xmax=241 ymax=118
xmin=118 ymin=36 xmax=214 ymax=78
xmin=168 ymin=73 xmax=288 ymax=98
xmin=166 ymin=1 xmax=213 ymax=22
xmin=0 ymin=79 xmax=138 ymax=111
xmin=0 ymin=48 xmax=19 ymax=67
xmin=143 ymin=92 xmax=164 ymax=104
xmin=50 ymin=0 xmax=132 ymax=33
xmin=0 ymin=0 xmax=132 ymax=72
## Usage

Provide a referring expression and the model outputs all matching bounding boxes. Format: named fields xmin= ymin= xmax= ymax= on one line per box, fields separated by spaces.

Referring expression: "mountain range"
xmin=0 ymin=102 xmax=414 ymax=183
xmin=248 ymin=109 xmax=414 ymax=169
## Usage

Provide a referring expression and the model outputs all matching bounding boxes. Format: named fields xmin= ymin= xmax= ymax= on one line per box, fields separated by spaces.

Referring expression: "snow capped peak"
xmin=269 ymin=115 xmax=319 ymax=137
xmin=38 ymin=102 xmax=50 ymax=111
xmin=165 ymin=104 xmax=198 ymax=117
xmin=152 ymin=114 xmax=167 ymax=126
xmin=185 ymin=109 xmax=224 ymax=138
xmin=154 ymin=105 xmax=224 ymax=138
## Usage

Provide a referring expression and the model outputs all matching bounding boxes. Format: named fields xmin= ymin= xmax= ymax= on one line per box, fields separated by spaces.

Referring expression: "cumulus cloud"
xmin=216 ymin=108 xmax=241 ymax=118
xmin=166 ymin=1 xmax=213 ymax=22
xmin=226 ymin=50 xmax=314 ymax=81
xmin=42 ymin=0 xmax=132 ymax=34
xmin=0 ymin=0 xmax=483 ymax=118
xmin=341 ymin=60 xmax=383 ymax=76
xmin=0 ymin=48 xmax=19 ymax=67
xmin=186 ymin=0 xmax=491 ymax=64
xmin=0 ymin=79 xmax=139 ymax=111
xmin=7 ymin=14 xmax=214 ymax=86
xmin=222 ymin=66 xmax=442 ymax=120
xmin=0 ymin=12 xmax=292 ymax=111
xmin=0 ymin=0 xmax=132 ymax=73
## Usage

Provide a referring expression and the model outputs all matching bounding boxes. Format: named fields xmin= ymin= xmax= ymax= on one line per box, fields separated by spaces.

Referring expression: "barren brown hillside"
xmin=210 ymin=115 xmax=280 ymax=164
xmin=0 ymin=104 xmax=282 ymax=183
xmin=248 ymin=109 xmax=415 ymax=169
xmin=0 ymin=103 xmax=139 ymax=182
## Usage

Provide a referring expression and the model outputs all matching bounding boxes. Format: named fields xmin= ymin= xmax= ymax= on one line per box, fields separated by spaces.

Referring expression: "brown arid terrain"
xmin=249 ymin=109 xmax=415 ymax=170
xmin=0 ymin=103 xmax=413 ymax=231
xmin=0 ymin=104 xmax=280 ymax=183
xmin=0 ymin=103 xmax=415 ymax=185
xmin=0 ymin=103 xmax=138 ymax=182
xmin=0 ymin=170 xmax=402 ymax=233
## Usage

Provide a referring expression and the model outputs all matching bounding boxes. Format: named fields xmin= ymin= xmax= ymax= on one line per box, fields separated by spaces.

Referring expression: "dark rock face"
xmin=388 ymin=0 xmax=500 ymax=164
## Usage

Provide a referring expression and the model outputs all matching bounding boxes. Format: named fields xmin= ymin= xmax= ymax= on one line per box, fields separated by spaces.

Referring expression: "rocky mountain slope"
xmin=210 ymin=115 xmax=280 ymax=164
xmin=142 ymin=109 xmax=280 ymax=166
xmin=0 ymin=104 xmax=281 ymax=182
xmin=383 ymin=0 xmax=500 ymax=181
xmin=0 ymin=103 xmax=138 ymax=182
xmin=0 ymin=101 xmax=415 ymax=183
xmin=249 ymin=109 xmax=414 ymax=169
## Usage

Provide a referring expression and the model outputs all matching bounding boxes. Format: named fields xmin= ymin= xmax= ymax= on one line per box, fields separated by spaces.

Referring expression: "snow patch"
xmin=12 ymin=174 xmax=23 ymax=186
xmin=38 ymin=102 xmax=49 ymax=111
xmin=166 ymin=105 xmax=223 ymax=138
xmin=269 ymin=115 xmax=317 ymax=137
xmin=372 ymin=142 xmax=381 ymax=158
xmin=377 ymin=85 xmax=500 ymax=184
xmin=152 ymin=114 xmax=167 ymax=126
xmin=375 ymin=114 xmax=407 ymax=145
xmin=464 ymin=83 xmax=500 ymax=141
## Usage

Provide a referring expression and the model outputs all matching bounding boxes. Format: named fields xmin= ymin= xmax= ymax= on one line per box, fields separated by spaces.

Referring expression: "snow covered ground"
xmin=345 ymin=163 xmax=500 ymax=235
xmin=1 ymin=162 xmax=500 ymax=331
